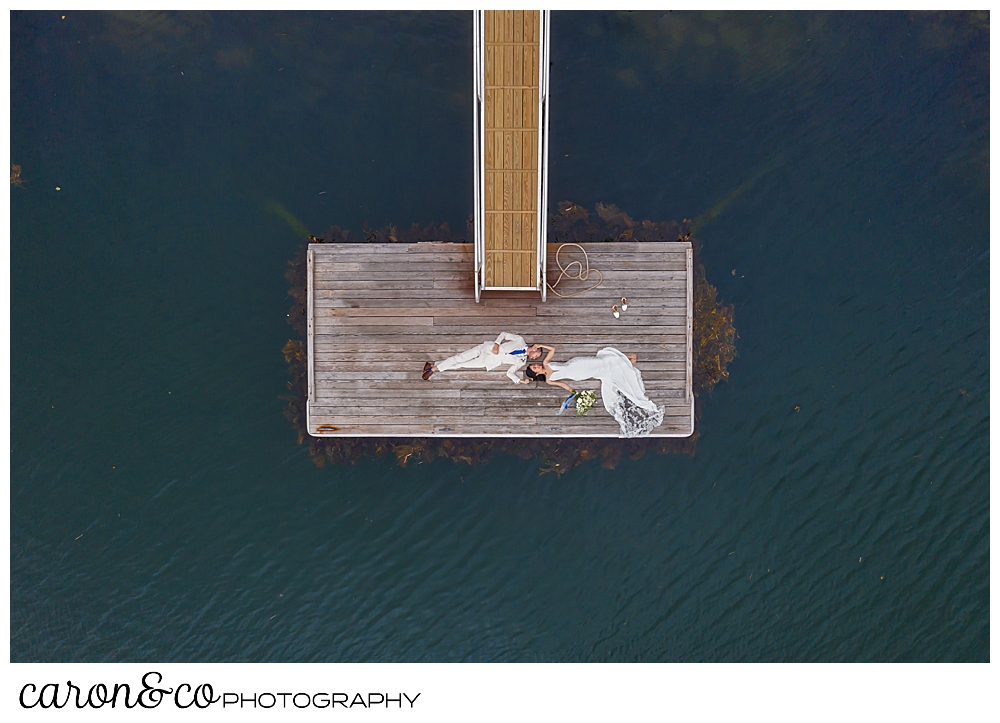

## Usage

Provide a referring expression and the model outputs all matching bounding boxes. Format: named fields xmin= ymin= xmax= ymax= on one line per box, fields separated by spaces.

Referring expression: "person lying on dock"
xmin=523 ymin=346 xmax=665 ymax=438
xmin=423 ymin=332 xmax=542 ymax=384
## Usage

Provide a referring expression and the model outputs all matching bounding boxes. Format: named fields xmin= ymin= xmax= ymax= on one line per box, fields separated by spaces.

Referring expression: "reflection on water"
xmin=690 ymin=151 xmax=786 ymax=234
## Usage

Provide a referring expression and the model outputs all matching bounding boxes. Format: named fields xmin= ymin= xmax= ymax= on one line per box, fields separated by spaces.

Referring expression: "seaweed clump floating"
xmin=282 ymin=203 xmax=736 ymax=473
xmin=692 ymin=255 xmax=736 ymax=391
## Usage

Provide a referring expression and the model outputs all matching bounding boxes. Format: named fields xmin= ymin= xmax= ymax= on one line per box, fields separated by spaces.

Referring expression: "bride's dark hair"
xmin=524 ymin=366 xmax=545 ymax=382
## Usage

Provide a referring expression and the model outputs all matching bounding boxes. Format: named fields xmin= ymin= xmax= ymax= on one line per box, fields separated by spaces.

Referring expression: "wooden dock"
xmin=306 ymin=242 xmax=694 ymax=438
xmin=473 ymin=10 xmax=550 ymax=296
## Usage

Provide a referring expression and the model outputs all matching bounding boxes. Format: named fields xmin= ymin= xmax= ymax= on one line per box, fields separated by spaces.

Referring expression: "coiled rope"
xmin=546 ymin=243 xmax=603 ymax=298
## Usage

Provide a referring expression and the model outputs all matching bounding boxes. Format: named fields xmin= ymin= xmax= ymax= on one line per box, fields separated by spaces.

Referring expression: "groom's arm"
xmin=493 ymin=331 xmax=521 ymax=355
xmin=494 ymin=331 xmax=524 ymax=346
xmin=506 ymin=365 xmax=526 ymax=384
xmin=493 ymin=331 xmax=525 ymax=354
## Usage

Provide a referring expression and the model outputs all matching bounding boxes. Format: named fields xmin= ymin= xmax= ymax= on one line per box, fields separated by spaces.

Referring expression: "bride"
xmin=524 ymin=345 xmax=665 ymax=438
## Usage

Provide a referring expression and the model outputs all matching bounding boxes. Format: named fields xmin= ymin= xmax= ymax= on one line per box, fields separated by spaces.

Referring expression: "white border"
xmin=4 ymin=662 xmax=994 ymax=722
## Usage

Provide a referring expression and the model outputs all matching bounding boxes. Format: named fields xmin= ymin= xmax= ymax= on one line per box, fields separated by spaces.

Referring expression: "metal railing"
xmin=473 ymin=10 xmax=484 ymax=302
xmin=538 ymin=10 xmax=551 ymax=302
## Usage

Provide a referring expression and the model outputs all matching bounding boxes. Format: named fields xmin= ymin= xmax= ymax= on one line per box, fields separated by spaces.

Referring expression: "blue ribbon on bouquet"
xmin=557 ymin=392 xmax=577 ymax=416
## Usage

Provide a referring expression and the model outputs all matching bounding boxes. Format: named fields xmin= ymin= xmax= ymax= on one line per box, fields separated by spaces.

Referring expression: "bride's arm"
xmin=536 ymin=345 xmax=556 ymax=364
xmin=547 ymin=378 xmax=574 ymax=393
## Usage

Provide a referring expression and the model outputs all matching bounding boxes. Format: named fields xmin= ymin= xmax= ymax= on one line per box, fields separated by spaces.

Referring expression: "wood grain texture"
xmin=306 ymin=242 xmax=694 ymax=438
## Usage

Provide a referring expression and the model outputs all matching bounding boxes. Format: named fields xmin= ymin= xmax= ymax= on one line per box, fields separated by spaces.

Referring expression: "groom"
xmin=423 ymin=332 xmax=542 ymax=384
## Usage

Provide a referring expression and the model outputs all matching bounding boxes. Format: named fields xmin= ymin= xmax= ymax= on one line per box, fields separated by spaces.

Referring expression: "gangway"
xmin=473 ymin=10 xmax=551 ymax=301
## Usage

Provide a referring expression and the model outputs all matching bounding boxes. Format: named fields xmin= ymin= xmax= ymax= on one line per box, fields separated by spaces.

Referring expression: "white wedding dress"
xmin=549 ymin=348 xmax=665 ymax=438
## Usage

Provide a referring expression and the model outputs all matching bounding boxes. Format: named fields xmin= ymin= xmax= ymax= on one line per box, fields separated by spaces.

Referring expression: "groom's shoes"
xmin=422 ymin=362 xmax=434 ymax=380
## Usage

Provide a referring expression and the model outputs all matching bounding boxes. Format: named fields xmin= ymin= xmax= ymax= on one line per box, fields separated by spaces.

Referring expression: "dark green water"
xmin=11 ymin=11 xmax=988 ymax=661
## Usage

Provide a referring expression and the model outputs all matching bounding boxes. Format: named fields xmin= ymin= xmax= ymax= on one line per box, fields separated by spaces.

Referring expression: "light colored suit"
xmin=435 ymin=332 xmax=529 ymax=384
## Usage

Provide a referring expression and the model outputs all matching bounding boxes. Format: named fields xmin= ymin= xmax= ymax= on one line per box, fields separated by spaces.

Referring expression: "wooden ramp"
xmin=306 ymin=242 xmax=694 ymax=438
xmin=473 ymin=10 xmax=551 ymax=298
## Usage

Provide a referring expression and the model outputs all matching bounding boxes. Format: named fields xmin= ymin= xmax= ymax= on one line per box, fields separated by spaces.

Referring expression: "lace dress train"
xmin=549 ymin=348 xmax=665 ymax=438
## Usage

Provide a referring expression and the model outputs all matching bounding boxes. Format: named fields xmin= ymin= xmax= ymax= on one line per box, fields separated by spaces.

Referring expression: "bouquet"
xmin=574 ymin=390 xmax=597 ymax=417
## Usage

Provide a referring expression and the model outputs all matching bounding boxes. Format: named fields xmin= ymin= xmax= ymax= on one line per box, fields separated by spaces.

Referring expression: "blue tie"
xmin=511 ymin=348 xmax=526 ymax=357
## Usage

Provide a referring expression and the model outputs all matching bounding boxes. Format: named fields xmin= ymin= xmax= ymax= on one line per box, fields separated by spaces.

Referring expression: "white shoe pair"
xmin=613 ymin=297 xmax=628 ymax=318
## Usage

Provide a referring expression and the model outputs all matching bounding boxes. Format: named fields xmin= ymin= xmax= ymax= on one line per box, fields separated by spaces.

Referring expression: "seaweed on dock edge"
xmin=282 ymin=203 xmax=736 ymax=473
